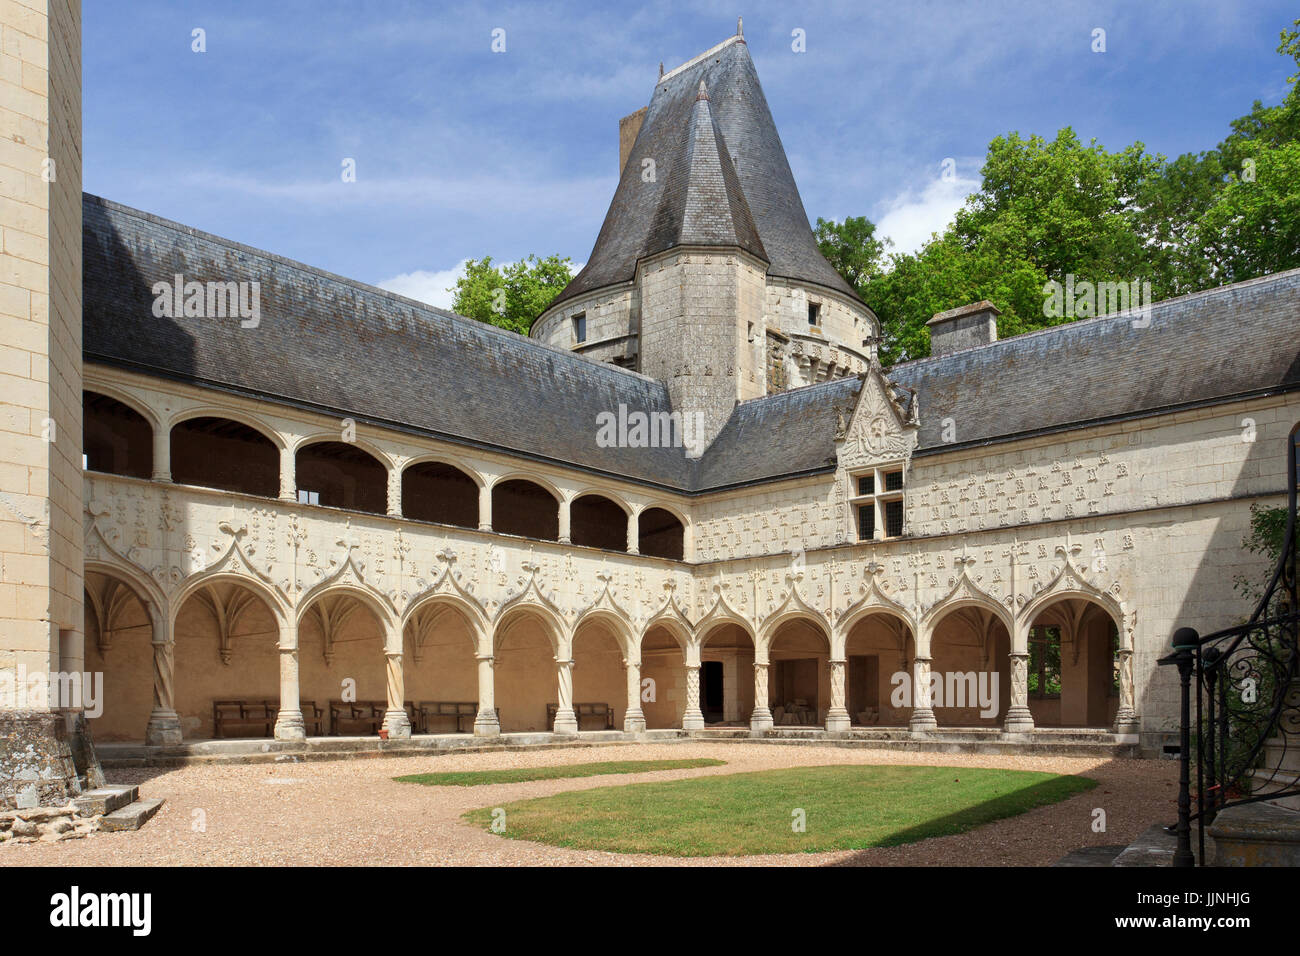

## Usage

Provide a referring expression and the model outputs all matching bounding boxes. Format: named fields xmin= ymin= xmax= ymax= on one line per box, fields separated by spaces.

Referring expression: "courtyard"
xmin=0 ymin=743 xmax=1176 ymax=866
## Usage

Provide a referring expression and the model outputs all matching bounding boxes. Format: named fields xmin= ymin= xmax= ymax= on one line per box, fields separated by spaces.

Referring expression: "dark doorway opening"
xmin=702 ymin=661 xmax=724 ymax=723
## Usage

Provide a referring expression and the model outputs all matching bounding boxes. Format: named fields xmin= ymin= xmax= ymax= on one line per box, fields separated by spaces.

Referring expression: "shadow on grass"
xmin=861 ymin=773 xmax=1098 ymax=848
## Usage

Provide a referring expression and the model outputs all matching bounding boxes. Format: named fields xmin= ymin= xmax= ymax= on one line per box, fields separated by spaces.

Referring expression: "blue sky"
xmin=85 ymin=1 xmax=1297 ymax=308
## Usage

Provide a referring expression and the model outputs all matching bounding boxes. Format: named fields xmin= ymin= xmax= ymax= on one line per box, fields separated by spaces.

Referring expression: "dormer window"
xmin=572 ymin=312 xmax=587 ymax=344
xmin=850 ymin=465 xmax=905 ymax=540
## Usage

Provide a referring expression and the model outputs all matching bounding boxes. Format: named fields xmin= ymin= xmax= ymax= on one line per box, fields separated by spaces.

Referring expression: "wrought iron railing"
xmin=1161 ymin=423 xmax=1300 ymax=866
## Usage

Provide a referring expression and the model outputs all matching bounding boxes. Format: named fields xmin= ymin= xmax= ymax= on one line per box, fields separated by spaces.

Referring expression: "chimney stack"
xmin=619 ymin=107 xmax=648 ymax=174
xmin=926 ymin=301 xmax=1000 ymax=357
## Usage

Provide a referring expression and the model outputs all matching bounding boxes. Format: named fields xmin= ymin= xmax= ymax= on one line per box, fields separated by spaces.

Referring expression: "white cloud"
xmin=875 ymin=167 xmax=982 ymax=257
xmin=377 ymin=261 xmax=470 ymax=310
xmin=377 ymin=259 xmax=585 ymax=311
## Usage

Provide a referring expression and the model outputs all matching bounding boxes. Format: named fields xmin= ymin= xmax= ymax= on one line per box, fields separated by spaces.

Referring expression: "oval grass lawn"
xmin=464 ymin=764 xmax=1096 ymax=856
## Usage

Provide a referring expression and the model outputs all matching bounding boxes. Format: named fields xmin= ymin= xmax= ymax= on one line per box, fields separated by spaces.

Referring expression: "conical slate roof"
xmin=553 ymin=34 xmax=859 ymax=307
xmin=647 ymin=80 xmax=766 ymax=260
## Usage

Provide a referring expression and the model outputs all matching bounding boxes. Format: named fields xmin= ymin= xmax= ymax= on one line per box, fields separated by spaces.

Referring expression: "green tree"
xmin=818 ymin=18 xmax=1300 ymax=367
xmin=1233 ymin=502 xmax=1299 ymax=603
xmin=814 ymin=215 xmax=889 ymax=289
xmin=1194 ymin=142 xmax=1300 ymax=283
xmin=857 ymin=128 xmax=1160 ymax=365
xmin=450 ymin=254 xmax=574 ymax=334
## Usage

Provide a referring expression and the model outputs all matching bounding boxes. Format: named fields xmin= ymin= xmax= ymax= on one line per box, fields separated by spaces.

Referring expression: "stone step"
xmin=99 ymin=798 xmax=164 ymax=832
xmin=1052 ymin=845 xmax=1127 ymax=867
xmin=1111 ymin=824 xmax=1186 ymax=866
xmin=1247 ymin=768 xmax=1300 ymax=810
xmin=1261 ymin=737 xmax=1300 ymax=775
xmin=71 ymin=784 xmax=138 ymax=817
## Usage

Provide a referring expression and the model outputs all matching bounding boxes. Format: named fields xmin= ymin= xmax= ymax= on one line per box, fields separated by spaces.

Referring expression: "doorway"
xmin=702 ymin=661 xmax=724 ymax=723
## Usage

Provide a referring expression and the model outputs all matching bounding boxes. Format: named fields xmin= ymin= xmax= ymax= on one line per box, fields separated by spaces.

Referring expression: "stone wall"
xmin=0 ymin=0 xmax=96 ymax=807
xmin=637 ymin=247 xmax=767 ymax=450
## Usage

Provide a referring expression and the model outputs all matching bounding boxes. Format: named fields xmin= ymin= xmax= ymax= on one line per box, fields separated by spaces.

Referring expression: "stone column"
xmin=279 ymin=444 xmax=295 ymax=502
xmin=623 ymin=658 xmax=646 ymax=732
xmin=1004 ymin=619 xmax=1035 ymax=732
xmin=273 ymin=619 xmax=305 ymax=740
xmin=386 ymin=465 xmax=402 ymax=517
xmin=826 ymin=658 xmax=851 ymax=732
xmin=909 ymin=656 xmax=938 ymax=732
xmin=478 ymin=483 xmax=492 ymax=532
xmin=473 ymin=654 xmax=500 ymax=735
xmin=1114 ymin=647 xmax=1140 ymax=734
xmin=558 ymin=497 xmax=571 ymax=544
xmin=683 ymin=663 xmax=704 ymax=730
xmin=750 ymin=661 xmax=773 ymax=732
xmin=145 ymin=614 xmax=182 ymax=746
xmin=152 ymin=425 xmax=172 ymax=483
xmin=553 ymin=657 xmax=578 ymax=734
xmin=626 ymin=510 xmax=639 ymax=555
xmin=383 ymin=651 xmax=412 ymax=738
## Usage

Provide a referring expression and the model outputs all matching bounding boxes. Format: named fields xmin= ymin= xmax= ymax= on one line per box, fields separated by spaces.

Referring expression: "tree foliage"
xmin=822 ymin=18 xmax=1300 ymax=367
xmin=449 ymin=254 xmax=575 ymax=335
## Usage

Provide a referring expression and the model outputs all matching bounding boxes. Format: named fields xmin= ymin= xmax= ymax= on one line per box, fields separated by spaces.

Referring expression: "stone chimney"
xmin=927 ymin=301 xmax=1000 ymax=357
xmin=619 ymin=107 xmax=647 ymax=174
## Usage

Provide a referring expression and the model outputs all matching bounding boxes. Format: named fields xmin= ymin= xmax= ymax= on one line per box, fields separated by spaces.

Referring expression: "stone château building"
xmin=3 ymin=11 xmax=1298 ymax=804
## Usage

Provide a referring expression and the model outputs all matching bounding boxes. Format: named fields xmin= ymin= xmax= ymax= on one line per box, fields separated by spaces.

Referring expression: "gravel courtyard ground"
xmin=0 ymin=743 xmax=1178 ymax=866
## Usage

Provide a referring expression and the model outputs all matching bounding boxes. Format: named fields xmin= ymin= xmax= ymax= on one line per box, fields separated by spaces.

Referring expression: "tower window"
xmin=808 ymin=302 xmax=821 ymax=326
xmin=572 ymin=312 xmax=587 ymax=344
xmin=850 ymin=465 xmax=905 ymax=541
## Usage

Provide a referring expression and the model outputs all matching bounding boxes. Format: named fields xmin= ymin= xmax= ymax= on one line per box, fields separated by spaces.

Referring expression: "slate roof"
xmin=551 ymin=35 xmax=859 ymax=307
xmin=648 ymin=81 xmax=766 ymax=263
xmin=82 ymin=193 xmax=1300 ymax=495
xmin=82 ymin=194 xmax=695 ymax=490
xmin=694 ymin=377 xmax=862 ymax=489
xmin=888 ymin=269 xmax=1300 ymax=454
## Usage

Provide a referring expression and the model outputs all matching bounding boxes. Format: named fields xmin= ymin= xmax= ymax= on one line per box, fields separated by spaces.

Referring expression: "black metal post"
xmin=1171 ymin=627 xmax=1199 ymax=868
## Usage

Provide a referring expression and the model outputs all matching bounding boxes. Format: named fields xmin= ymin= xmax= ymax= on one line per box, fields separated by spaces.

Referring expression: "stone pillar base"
xmin=1002 ymin=706 xmax=1035 ymax=733
xmin=473 ymin=712 xmax=501 ymax=736
xmin=909 ymin=710 xmax=938 ymax=733
xmin=682 ymin=712 xmax=705 ymax=731
xmin=383 ymin=709 xmax=412 ymax=739
xmin=553 ymin=711 xmax=579 ymax=735
xmin=825 ymin=709 xmax=851 ymax=733
xmin=623 ymin=711 xmax=646 ymax=734
xmin=1113 ymin=710 xmax=1141 ymax=735
xmin=145 ymin=712 xmax=183 ymax=747
xmin=273 ymin=710 xmax=306 ymax=741
xmin=749 ymin=711 xmax=774 ymax=733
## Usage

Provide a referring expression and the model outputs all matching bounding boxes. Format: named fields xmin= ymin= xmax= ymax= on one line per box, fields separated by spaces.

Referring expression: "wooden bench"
xmin=546 ymin=702 xmax=615 ymax=731
xmin=418 ymin=701 xmax=479 ymax=734
xmin=213 ymin=699 xmax=275 ymax=738
xmin=300 ymin=700 xmax=324 ymax=737
xmin=328 ymin=700 xmax=418 ymax=735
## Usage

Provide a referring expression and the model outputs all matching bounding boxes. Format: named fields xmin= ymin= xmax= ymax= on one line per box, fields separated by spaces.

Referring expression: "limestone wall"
xmin=637 ymin=248 xmax=767 ymax=447
xmin=0 ymin=0 xmax=83 ymax=716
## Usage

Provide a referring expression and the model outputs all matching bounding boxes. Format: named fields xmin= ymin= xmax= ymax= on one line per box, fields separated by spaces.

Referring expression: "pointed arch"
xmin=1019 ymin=561 xmax=1125 ymax=633
xmin=573 ymin=605 xmax=636 ymax=660
xmin=493 ymin=596 xmax=567 ymax=655
xmin=172 ymin=566 xmax=289 ymax=632
xmin=402 ymin=590 xmax=490 ymax=658
xmin=921 ymin=569 xmax=1015 ymax=636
